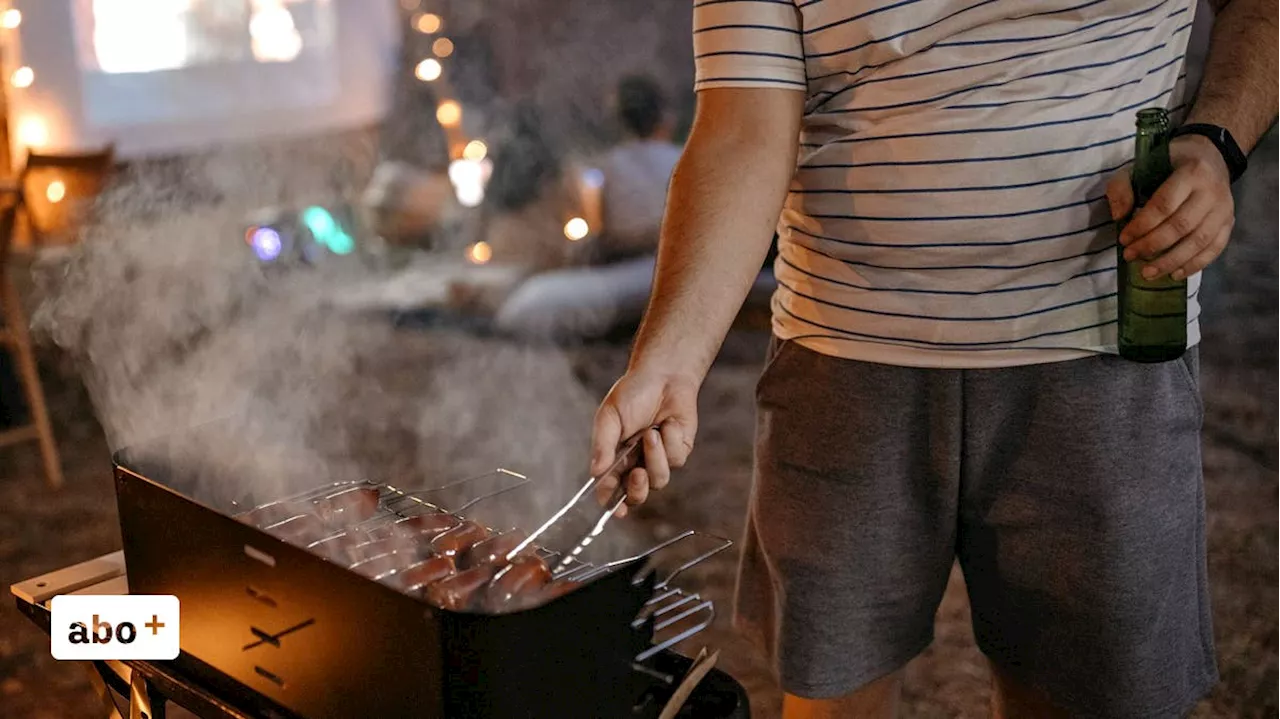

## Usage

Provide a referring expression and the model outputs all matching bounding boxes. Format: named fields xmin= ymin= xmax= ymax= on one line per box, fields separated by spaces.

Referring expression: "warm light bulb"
xmin=1 ymin=9 xmax=20 ymax=29
xmin=462 ymin=140 xmax=487 ymax=162
xmin=10 ymin=66 xmax=33 ymax=88
xmin=16 ymin=116 xmax=48 ymax=148
xmin=432 ymin=38 xmax=454 ymax=58
xmin=564 ymin=217 xmax=590 ymax=241
xmin=414 ymin=58 xmax=441 ymax=82
xmin=436 ymin=100 xmax=462 ymax=127
xmin=414 ymin=13 xmax=441 ymax=34
xmin=467 ymin=241 xmax=493 ymax=265
xmin=46 ymin=180 xmax=67 ymax=204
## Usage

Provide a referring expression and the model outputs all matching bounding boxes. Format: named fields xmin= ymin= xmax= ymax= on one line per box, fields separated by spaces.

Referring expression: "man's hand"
xmin=1107 ymin=135 xmax=1236 ymax=282
xmin=589 ymin=369 xmax=700 ymax=517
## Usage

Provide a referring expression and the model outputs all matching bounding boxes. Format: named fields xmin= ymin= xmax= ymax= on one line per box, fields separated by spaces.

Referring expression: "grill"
xmin=110 ymin=424 xmax=744 ymax=719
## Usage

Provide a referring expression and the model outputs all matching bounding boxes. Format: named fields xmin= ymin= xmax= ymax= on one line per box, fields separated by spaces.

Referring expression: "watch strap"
xmin=1171 ymin=123 xmax=1248 ymax=183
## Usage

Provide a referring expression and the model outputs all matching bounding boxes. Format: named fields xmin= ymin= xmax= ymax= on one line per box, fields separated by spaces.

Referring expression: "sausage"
xmin=429 ymin=521 xmax=490 ymax=557
xmin=482 ymin=556 xmax=552 ymax=613
xmin=423 ymin=564 xmax=498 ymax=611
xmin=313 ymin=487 xmax=381 ymax=526
xmin=265 ymin=513 xmax=329 ymax=544
xmin=240 ymin=501 xmax=309 ymax=528
xmin=460 ymin=531 xmax=530 ymax=569
xmin=391 ymin=512 xmax=462 ymax=540
xmin=393 ymin=556 xmax=457 ymax=591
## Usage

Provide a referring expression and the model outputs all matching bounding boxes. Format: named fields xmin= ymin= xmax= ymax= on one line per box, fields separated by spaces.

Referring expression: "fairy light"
xmin=46 ymin=180 xmax=67 ymax=204
xmin=414 ymin=58 xmax=442 ymax=81
xmin=436 ymin=100 xmax=462 ymax=127
xmin=16 ymin=116 xmax=48 ymax=148
xmin=10 ymin=66 xmax=33 ymax=88
xmin=1 ymin=9 xmax=20 ymax=29
xmin=414 ymin=13 xmax=441 ymax=34
xmin=462 ymin=140 xmax=487 ymax=162
xmin=467 ymin=241 xmax=493 ymax=264
xmin=564 ymin=218 xmax=590 ymax=241
xmin=432 ymin=37 xmax=454 ymax=58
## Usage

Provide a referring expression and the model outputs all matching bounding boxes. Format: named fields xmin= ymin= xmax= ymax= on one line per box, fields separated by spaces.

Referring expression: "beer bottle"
xmin=1117 ymin=108 xmax=1187 ymax=362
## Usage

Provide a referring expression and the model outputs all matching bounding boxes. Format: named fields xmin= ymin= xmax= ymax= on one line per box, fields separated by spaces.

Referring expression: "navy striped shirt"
xmin=694 ymin=0 xmax=1200 ymax=367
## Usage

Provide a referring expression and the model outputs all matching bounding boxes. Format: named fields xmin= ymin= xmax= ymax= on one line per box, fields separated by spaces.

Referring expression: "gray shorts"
xmin=735 ymin=337 xmax=1217 ymax=718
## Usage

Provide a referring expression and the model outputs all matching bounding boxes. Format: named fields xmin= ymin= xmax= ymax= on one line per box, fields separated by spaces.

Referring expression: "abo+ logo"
xmin=50 ymin=595 xmax=180 ymax=660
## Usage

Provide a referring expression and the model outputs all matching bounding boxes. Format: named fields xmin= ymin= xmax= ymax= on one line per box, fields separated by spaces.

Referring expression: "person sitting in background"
xmin=490 ymin=76 xmax=684 ymax=340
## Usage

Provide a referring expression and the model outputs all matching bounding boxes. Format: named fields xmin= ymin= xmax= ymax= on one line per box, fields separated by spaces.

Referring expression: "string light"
xmin=10 ymin=66 xmax=33 ymax=88
xmin=46 ymin=180 xmax=67 ymax=204
xmin=564 ymin=218 xmax=590 ymax=241
xmin=432 ymin=37 xmax=454 ymax=58
xmin=1 ymin=9 xmax=20 ymax=29
xmin=466 ymin=241 xmax=493 ymax=265
xmin=414 ymin=58 xmax=442 ymax=81
xmin=462 ymin=140 xmax=487 ymax=162
xmin=16 ymin=116 xmax=48 ymax=148
xmin=436 ymin=100 xmax=462 ymax=127
xmin=414 ymin=13 xmax=441 ymax=34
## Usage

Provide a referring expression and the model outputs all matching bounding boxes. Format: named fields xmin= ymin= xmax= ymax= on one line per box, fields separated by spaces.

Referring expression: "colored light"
xmin=564 ymin=217 xmax=590 ymax=241
xmin=300 ymin=206 xmax=355 ymax=256
xmin=2 ymin=9 xmax=21 ymax=29
xmin=414 ymin=13 xmax=441 ymax=33
xmin=432 ymin=37 xmax=454 ymax=58
xmin=414 ymin=58 xmax=442 ymax=82
xmin=16 ymin=116 xmax=48 ymax=148
xmin=462 ymin=140 xmax=487 ymax=162
xmin=467 ymin=242 xmax=492 ymax=265
xmin=437 ymin=100 xmax=462 ymax=127
xmin=45 ymin=181 xmax=66 ymax=204
xmin=581 ymin=168 xmax=605 ymax=189
xmin=10 ymin=66 xmax=33 ymax=88
xmin=250 ymin=227 xmax=283 ymax=262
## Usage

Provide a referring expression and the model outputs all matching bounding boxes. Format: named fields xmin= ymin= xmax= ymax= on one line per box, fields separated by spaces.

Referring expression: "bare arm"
xmin=1112 ymin=0 xmax=1278 ymax=280
xmin=629 ymin=87 xmax=803 ymax=381
xmin=1187 ymin=0 xmax=1278 ymax=152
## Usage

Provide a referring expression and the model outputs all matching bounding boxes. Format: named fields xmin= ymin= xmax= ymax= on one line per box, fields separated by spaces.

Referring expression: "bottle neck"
xmin=1132 ymin=125 xmax=1172 ymax=206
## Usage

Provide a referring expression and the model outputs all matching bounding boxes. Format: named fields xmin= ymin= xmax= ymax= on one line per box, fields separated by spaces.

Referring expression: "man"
xmin=493 ymin=76 xmax=683 ymax=339
xmin=590 ymin=0 xmax=1276 ymax=716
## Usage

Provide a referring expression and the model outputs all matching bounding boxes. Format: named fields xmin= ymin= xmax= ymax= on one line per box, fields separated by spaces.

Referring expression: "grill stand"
xmin=11 ymin=552 xmax=750 ymax=719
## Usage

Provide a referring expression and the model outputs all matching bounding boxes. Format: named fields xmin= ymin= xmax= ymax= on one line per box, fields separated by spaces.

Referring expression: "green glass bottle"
xmin=1117 ymin=108 xmax=1187 ymax=362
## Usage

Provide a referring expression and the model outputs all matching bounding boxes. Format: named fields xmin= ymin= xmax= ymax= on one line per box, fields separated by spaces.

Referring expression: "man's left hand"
xmin=1106 ymin=135 xmax=1236 ymax=281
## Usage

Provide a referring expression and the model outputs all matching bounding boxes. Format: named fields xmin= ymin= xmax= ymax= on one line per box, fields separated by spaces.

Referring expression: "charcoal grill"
xmin=108 ymin=424 xmax=741 ymax=719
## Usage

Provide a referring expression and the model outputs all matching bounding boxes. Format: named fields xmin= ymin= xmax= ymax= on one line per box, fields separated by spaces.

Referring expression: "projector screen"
xmin=8 ymin=0 xmax=398 ymax=161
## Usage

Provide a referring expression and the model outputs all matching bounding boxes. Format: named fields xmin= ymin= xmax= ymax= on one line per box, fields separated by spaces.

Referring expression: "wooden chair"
xmin=0 ymin=191 xmax=64 ymax=488
xmin=16 ymin=145 xmax=116 ymax=249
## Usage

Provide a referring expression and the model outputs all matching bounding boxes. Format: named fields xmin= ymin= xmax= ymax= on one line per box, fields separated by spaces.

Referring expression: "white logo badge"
xmin=50 ymin=595 xmax=180 ymax=660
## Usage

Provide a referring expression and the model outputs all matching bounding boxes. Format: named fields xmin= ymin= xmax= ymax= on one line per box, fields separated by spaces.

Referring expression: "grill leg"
xmin=129 ymin=670 xmax=167 ymax=719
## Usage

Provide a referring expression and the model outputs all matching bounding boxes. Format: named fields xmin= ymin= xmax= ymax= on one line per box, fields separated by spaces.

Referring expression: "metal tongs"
xmin=505 ymin=428 xmax=653 ymax=569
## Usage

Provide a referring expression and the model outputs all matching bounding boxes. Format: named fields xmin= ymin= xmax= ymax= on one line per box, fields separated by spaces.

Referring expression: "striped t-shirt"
xmin=693 ymin=0 xmax=1200 ymax=368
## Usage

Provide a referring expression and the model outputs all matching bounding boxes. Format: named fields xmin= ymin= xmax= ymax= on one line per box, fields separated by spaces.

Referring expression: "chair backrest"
xmin=0 ymin=190 xmax=20 ymax=275
xmin=19 ymin=145 xmax=116 ymax=245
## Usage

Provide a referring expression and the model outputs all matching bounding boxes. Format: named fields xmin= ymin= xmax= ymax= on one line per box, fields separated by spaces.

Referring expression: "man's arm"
xmin=629 ymin=88 xmax=802 ymax=380
xmin=1111 ymin=0 xmax=1278 ymax=280
xmin=587 ymin=87 xmax=802 ymax=507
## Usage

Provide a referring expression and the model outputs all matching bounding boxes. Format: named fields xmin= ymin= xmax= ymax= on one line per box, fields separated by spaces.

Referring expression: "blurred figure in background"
xmin=491 ymin=75 xmax=683 ymax=340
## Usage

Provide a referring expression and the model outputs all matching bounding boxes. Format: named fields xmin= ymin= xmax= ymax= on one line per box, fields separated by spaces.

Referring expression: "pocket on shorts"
xmin=755 ymin=335 xmax=797 ymax=402
xmin=1173 ymin=348 xmax=1205 ymax=424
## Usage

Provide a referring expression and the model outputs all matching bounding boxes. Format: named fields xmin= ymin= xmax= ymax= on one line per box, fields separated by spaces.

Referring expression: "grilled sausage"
xmin=423 ymin=564 xmax=499 ymax=611
xmin=265 ymin=513 xmax=329 ymax=544
xmin=391 ymin=512 xmax=462 ymax=540
xmin=429 ymin=521 xmax=490 ymax=557
xmin=460 ymin=530 xmax=530 ymax=569
xmin=393 ymin=556 xmax=457 ymax=591
xmin=482 ymin=556 xmax=552 ymax=613
xmin=313 ymin=487 xmax=381 ymax=526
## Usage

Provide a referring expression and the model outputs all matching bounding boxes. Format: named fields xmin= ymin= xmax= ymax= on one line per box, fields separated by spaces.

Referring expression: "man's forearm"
xmin=1188 ymin=0 xmax=1279 ymax=153
xmin=628 ymin=96 xmax=800 ymax=381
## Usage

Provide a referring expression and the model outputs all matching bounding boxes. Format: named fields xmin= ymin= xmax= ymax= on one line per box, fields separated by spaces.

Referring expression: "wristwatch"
xmin=1171 ymin=123 xmax=1248 ymax=184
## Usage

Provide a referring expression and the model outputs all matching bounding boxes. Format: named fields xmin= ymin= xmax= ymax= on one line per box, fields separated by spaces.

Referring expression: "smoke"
xmin=31 ymin=127 xmax=646 ymax=563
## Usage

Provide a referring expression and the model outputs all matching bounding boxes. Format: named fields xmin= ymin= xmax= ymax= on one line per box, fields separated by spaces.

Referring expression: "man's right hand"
xmin=589 ymin=369 xmax=700 ymax=516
